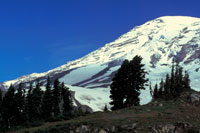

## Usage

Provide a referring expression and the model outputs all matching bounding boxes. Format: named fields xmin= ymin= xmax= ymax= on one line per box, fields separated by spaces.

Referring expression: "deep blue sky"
xmin=1 ymin=0 xmax=200 ymax=82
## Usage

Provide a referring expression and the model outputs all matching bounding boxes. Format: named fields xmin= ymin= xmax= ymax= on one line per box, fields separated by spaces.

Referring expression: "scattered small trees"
xmin=152 ymin=61 xmax=191 ymax=100
xmin=110 ymin=56 xmax=192 ymax=110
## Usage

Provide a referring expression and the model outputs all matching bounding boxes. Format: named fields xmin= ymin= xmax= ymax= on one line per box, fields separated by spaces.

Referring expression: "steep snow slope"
xmin=1 ymin=16 xmax=200 ymax=111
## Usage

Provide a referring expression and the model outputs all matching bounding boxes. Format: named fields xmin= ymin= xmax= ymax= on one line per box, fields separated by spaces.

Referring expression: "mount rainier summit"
xmin=1 ymin=16 xmax=200 ymax=111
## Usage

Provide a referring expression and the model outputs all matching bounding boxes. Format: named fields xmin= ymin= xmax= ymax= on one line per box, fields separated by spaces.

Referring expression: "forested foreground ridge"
xmin=0 ymin=77 xmax=90 ymax=132
xmin=1 ymin=56 xmax=199 ymax=133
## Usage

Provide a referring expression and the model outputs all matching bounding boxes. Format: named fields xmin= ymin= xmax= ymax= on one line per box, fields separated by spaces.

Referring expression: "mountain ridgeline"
xmin=1 ymin=16 xmax=200 ymax=132
xmin=0 ymin=55 xmax=195 ymax=133
xmin=1 ymin=16 xmax=200 ymax=111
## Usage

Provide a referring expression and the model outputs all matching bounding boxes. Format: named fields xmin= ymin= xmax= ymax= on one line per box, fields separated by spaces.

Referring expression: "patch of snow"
xmin=67 ymin=85 xmax=111 ymax=111
xmin=60 ymin=63 xmax=107 ymax=85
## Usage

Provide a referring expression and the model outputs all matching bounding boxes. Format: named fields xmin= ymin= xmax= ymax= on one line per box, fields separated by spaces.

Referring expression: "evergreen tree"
xmin=0 ymin=89 xmax=2 ymax=111
xmin=158 ymin=79 xmax=164 ymax=98
xmin=149 ymin=82 xmax=153 ymax=98
xmin=110 ymin=56 xmax=148 ymax=110
xmin=170 ymin=59 xmax=175 ymax=97
xmin=125 ymin=56 xmax=148 ymax=107
xmin=153 ymin=84 xmax=158 ymax=99
xmin=24 ymin=83 xmax=33 ymax=123
xmin=31 ymin=80 xmax=43 ymax=120
xmin=183 ymin=71 xmax=191 ymax=90
xmin=175 ymin=63 xmax=183 ymax=96
xmin=178 ymin=65 xmax=183 ymax=86
xmin=110 ymin=60 xmax=129 ymax=110
xmin=150 ymin=59 xmax=192 ymax=101
xmin=164 ymin=74 xmax=170 ymax=99
xmin=0 ymin=89 xmax=3 ymax=126
xmin=61 ymin=82 xmax=73 ymax=116
xmin=104 ymin=104 xmax=108 ymax=112
xmin=52 ymin=78 xmax=61 ymax=116
xmin=14 ymin=83 xmax=25 ymax=125
xmin=41 ymin=76 xmax=53 ymax=120
xmin=1 ymin=85 xmax=17 ymax=128
xmin=0 ymin=89 xmax=2 ymax=109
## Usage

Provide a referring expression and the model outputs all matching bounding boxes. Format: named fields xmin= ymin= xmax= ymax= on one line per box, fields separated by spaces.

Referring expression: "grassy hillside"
xmin=8 ymin=90 xmax=200 ymax=133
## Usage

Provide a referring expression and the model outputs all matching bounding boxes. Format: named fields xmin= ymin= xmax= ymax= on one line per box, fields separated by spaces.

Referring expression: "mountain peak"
xmin=157 ymin=15 xmax=200 ymax=21
xmin=2 ymin=15 xmax=200 ymax=89
xmin=1 ymin=16 xmax=200 ymax=111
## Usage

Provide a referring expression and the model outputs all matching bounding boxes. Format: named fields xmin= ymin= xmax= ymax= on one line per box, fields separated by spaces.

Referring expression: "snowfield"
xmin=1 ymin=16 xmax=200 ymax=111
xmin=67 ymin=85 xmax=151 ymax=111
xmin=67 ymin=85 xmax=111 ymax=111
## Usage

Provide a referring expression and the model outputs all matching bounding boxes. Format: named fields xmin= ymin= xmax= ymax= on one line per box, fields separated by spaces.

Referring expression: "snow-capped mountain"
xmin=1 ymin=16 xmax=200 ymax=111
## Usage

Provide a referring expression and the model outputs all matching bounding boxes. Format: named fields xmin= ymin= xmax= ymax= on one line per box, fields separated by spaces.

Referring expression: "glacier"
xmin=1 ymin=16 xmax=200 ymax=111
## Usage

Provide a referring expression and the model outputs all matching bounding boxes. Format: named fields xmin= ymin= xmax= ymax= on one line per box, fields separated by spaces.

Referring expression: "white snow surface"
xmin=65 ymin=85 xmax=150 ymax=111
xmin=59 ymin=63 xmax=107 ymax=85
xmin=2 ymin=16 xmax=200 ymax=111
xmin=67 ymin=85 xmax=111 ymax=111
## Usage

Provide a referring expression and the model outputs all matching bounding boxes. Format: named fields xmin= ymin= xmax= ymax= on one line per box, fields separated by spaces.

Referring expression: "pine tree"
xmin=0 ymin=89 xmax=3 ymax=126
xmin=31 ymin=80 xmax=43 ymax=120
xmin=61 ymin=82 xmax=73 ymax=116
xmin=104 ymin=104 xmax=108 ymax=112
xmin=41 ymin=76 xmax=53 ymax=120
xmin=52 ymin=78 xmax=61 ymax=116
xmin=0 ymin=89 xmax=2 ymax=108
xmin=149 ymin=82 xmax=153 ymax=98
xmin=1 ymin=85 xmax=17 ymax=128
xmin=178 ymin=65 xmax=183 ymax=84
xmin=110 ymin=60 xmax=130 ymax=110
xmin=164 ymin=74 xmax=170 ymax=99
xmin=14 ymin=83 xmax=25 ymax=125
xmin=183 ymin=71 xmax=191 ymax=90
xmin=176 ymin=64 xmax=183 ymax=95
xmin=110 ymin=56 xmax=148 ymax=110
xmin=158 ymin=79 xmax=164 ymax=98
xmin=170 ymin=59 xmax=175 ymax=97
xmin=24 ymin=83 xmax=33 ymax=122
xmin=125 ymin=56 xmax=148 ymax=107
xmin=153 ymin=84 xmax=158 ymax=99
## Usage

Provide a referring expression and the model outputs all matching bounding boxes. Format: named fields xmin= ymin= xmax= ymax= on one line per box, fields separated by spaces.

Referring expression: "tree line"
xmin=151 ymin=61 xmax=191 ymax=100
xmin=0 ymin=77 xmax=74 ymax=131
xmin=110 ymin=56 xmax=191 ymax=111
xmin=0 ymin=55 xmax=192 ymax=131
